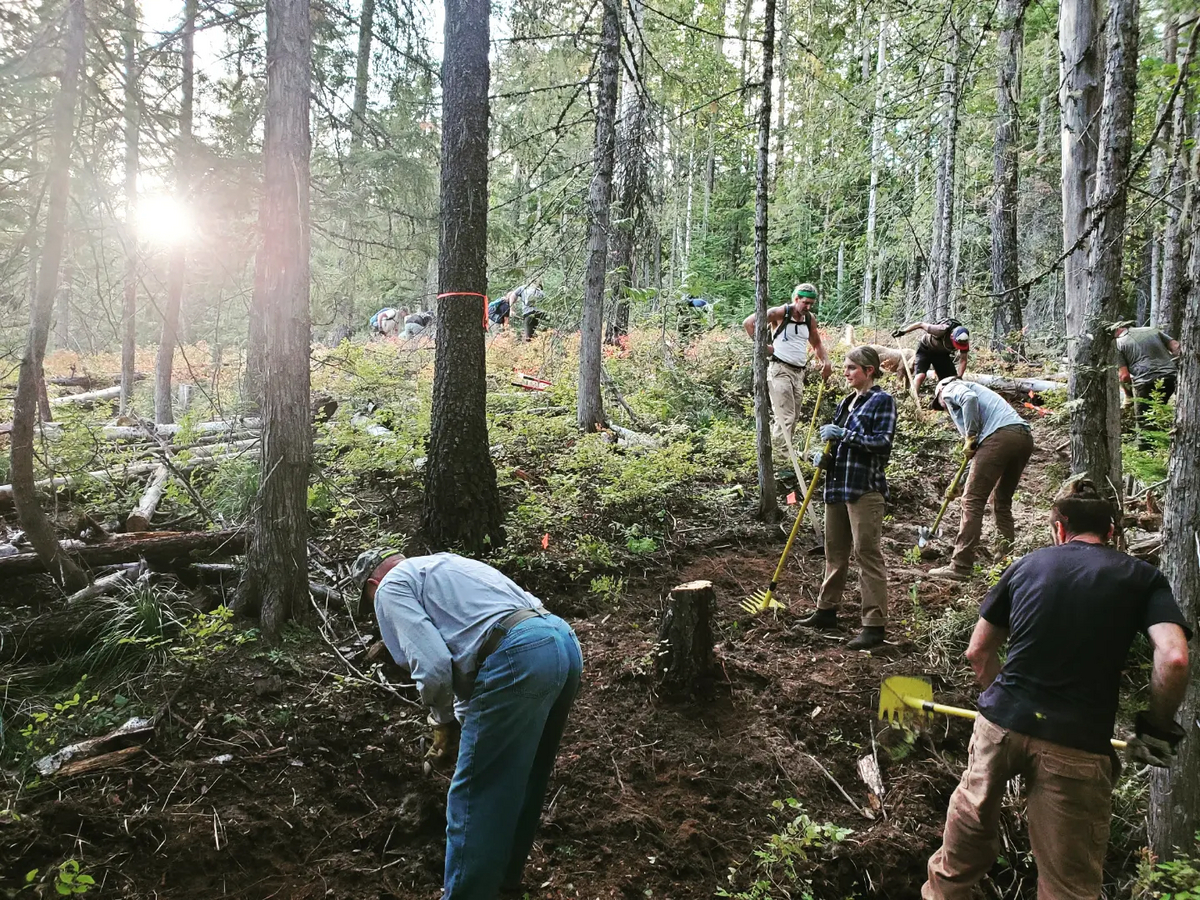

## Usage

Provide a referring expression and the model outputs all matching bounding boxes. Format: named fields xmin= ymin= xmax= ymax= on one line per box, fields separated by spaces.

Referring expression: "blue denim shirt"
xmin=373 ymin=553 xmax=544 ymax=725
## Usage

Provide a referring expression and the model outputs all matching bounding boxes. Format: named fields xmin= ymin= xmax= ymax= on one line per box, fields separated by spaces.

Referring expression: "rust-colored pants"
xmin=923 ymin=716 xmax=1114 ymax=900
xmin=950 ymin=425 xmax=1033 ymax=572
xmin=817 ymin=492 xmax=887 ymax=626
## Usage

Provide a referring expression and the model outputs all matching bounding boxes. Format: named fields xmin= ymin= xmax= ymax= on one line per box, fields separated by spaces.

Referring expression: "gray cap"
xmin=350 ymin=548 xmax=405 ymax=601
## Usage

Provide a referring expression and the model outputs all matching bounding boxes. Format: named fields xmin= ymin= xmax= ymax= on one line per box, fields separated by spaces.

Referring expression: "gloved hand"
xmin=819 ymin=424 xmax=847 ymax=443
xmin=891 ymin=328 xmax=906 ymax=339
xmin=425 ymin=720 xmax=461 ymax=765
xmin=1127 ymin=711 xmax=1185 ymax=768
xmin=963 ymin=435 xmax=979 ymax=458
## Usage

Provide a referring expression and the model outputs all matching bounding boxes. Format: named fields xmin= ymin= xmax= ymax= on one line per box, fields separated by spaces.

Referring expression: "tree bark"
xmin=606 ymin=0 xmax=646 ymax=344
xmin=1059 ymin=0 xmax=1102 ymax=343
xmin=990 ymin=0 xmax=1026 ymax=354
xmin=1147 ymin=17 xmax=1178 ymax=327
xmin=10 ymin=0 xmax=88 ymax=591
xmin=0 ymin=530 xmax=249 ymax=577
xmin=1157 ymin=21 xmax=1196 ymax=339
xmin=925 ymin=27 xmax=960 ymax=320
xmin=1069 ymin=0 xmax=1138 ymax=509
xmin=577 ymin=0 xmax=619 ymax=432
xmin=655 ymin=580 xmax=716 ymax=694
xmin=350 ymin=0 xmax=375 ymax=148
xmin=1149 ymin=140 xmax=1200 ymax=859
xmin=753 ymin=0 xmax=777 ymax=521
xmin=154 ymin=0 xmax=196 ymax=425
xmin=420 ymin=0 xmax=504 ymax=551
xmin=235 ymin=0 xmax=312 ymax=642
xmin=120 ymin=0 xmax=139 ymax=416
xmin=862 ymin=17 xmax=886 ymax=324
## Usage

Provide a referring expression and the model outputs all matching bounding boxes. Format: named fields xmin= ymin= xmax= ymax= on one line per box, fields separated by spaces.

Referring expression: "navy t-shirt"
xmin=978 ymin=541 xmax=1192 ymax=755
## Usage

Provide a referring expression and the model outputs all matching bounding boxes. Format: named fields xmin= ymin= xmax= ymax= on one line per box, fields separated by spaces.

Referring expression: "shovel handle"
xmin=803 ymin=380 xmax=826 ymax=456
xmin=897 ymin=694 xmax=1128 ymax=750
xmin=766 ymin=441 xmax=832 ymax=589
xmin=928 ymin=453 xmax=971 ymax=536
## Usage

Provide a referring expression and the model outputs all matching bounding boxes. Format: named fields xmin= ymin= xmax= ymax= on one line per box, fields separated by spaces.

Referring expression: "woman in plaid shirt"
xmin=798 ymin=345 xmax=897 ymax=650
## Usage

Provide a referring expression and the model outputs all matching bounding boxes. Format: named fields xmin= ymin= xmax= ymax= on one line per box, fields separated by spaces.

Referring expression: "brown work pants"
xmin=950 ymin=425 xmax=1033 ymax=573
xmin=768 ymin=360 xmax=807 ymax=465
xmin=817 ymin=492 xmax=887 ymax=626
xmin=923 ymin=716 xmax=1114 ymax=900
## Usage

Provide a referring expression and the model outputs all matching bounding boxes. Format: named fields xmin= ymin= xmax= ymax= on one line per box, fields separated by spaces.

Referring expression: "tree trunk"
xmin=235 ymin=0 xmax=313 ymax=643
xmin=606 ymin=0 xmax=646 ymax=345
xmin=1069 ymin=0 xmax=1137 ymax=508
xmin=55 ymin=274 xmax=70 ymax=351
xmin=753 ymin=0 xmax=777 ymax=521
xmin=9 ymin=0 xmax=88 ymax=592
xmin=773 ymin=0 xmax=788 ymax=170
xmin=1158 ymin=22 xmax=1196 ymax=338
xmin=1147 ymin=17 xmax=1178 ymax=328
xmin=655 ymin=580 xmax=716 ymax=694
xmin=577 ymin=0 xmax=619 ymax=432
xmin=862 ymin=17 xmax=886 ymax=324
xmin=350 ymin=0 xmax=375 ymax=147
xmin=1149 ymin=143 xmax=1200 ymax=859
xmin=420 ymin=0 xmax=504 ymax=551
xmin=1059 ymin=0 xmax=1102 ymax=343
xmin=154 ymin=0 xmax=196 ymax=425
xmin=925 ymin=28 xmax=960 ymax=320
xmin=990 ymin=0 xmax=1026 ymax=353
xmin=120 ymin=0 xmax=139 ymax=416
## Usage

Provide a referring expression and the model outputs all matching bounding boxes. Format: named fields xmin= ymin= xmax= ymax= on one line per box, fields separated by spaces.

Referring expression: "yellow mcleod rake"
xmin=741 ymin=440 xmax=833 ymax=616
xmin=878 ymin=676 xmax=1127 ymax=749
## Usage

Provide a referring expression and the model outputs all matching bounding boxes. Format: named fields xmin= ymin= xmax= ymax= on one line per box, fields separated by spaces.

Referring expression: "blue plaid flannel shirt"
xmin=823 ymin=386 xmax=896 ymax=504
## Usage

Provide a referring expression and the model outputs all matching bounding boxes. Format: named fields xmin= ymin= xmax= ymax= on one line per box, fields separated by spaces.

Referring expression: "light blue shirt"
xmin=941 ymin=380 xmax=1028 ymax=443
xmin=373 ymin=553 xmax=544 ymax=724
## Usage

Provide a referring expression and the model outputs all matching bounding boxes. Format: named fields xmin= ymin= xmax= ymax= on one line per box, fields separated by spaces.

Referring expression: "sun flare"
xmin=137 ymin=195 xmax=192 ymax=246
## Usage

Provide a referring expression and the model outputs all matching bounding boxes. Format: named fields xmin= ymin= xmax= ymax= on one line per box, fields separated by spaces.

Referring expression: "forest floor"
xmin=0 ymin=336 xmax=1158 ymax=899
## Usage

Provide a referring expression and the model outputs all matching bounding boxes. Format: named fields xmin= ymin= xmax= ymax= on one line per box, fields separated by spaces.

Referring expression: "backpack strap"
xmin=772 ymin=305 xmax=814 ymax=341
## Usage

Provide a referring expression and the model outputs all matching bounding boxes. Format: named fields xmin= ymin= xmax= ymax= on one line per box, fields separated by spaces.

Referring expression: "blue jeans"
xmin=443 ymin=614 xmax=583 ymax=899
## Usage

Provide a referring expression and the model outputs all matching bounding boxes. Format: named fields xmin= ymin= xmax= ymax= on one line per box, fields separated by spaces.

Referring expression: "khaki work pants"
xmin=768 ymin=360 xmax=807 ymax=465
xmin=950 ymin=425 xmax=1034 ymax=572
xmin=923 ymin=716 xmax=1114 ymax=900
xmin=817 ymin=492 xmax=887 ymax=626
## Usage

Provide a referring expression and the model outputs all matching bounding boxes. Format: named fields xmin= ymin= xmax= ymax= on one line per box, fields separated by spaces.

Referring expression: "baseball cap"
xmin=350 ymin=548 xmax=406 ymax=616
xmin=931 ymin=375 xmax=959 ymax=411
xmin=951 ymin=326 xmax=970 ymax=350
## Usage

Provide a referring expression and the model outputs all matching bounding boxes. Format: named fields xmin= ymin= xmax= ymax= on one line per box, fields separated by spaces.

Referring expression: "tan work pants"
xmin=923 ymin=716 xmax=1114 ymax=900
xmin=950 ymin=425 xmax=1034 ymax=572
xmin=817 ymin=492 xmax=887 ymax=626
xmin=768 ymin=360 xmax=806 ymax=465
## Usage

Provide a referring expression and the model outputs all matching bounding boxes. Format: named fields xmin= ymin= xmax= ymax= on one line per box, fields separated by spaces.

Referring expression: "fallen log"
xmin=0 ymin=440 xmax=258 ymax=508
xmin=0 ymin=529 xmax=248 ymax=576
xmin=0 ymin=417 xmax=261 ymax=443
xmin=48 ymin=373 xmax=146 ymax=390
xmin=65 ymin=563 xmax=144 ymax=605
xmin=57 ymin=746 xmax=143 ymax=777
xmin=126 ymin=465 xmax=170 ymax=533
xmin=964 ymin=373 xmax=1066 ymax=393
xmin=49 ymin=385 xmax=122 ymax=406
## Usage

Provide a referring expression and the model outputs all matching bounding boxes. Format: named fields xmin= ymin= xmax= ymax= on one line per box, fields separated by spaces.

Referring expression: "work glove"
xmin=963 ymin=435 xmax=979 ymax=459
xmin=808 ymin=445 xmax=828 ymax=468
xmin=1127 ymin=711 xmax=1186 ymax=768
xmin=891 ymin=328 xmax=906 ymax=339
xmin=819 ymin=424 xmax=847 ymax=443
xmin=425 ymin=719 xmax=461 ymax=765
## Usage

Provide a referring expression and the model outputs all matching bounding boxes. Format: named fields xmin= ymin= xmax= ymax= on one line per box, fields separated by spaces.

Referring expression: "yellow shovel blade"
xmin=878 ymin=676 xmax=934 ymax=724
xmin=740 ymin=589 xmax=786 ymax=616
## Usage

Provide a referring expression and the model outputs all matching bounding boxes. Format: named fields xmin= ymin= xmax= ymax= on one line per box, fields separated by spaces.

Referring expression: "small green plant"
xmin=24 ymin=859 xmax=96 ymax=895
xmin=717 ymin=800 xmax=852 ymax=900
xmin=1133 ymin=834 xmax=1200 ymax=899
xmin=588 ymin=574 xmax=625 ymax=605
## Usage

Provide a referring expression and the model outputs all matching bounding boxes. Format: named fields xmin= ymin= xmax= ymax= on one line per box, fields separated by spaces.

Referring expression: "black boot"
xmin=845 ymin=626 xmax=886 ymax=650
xmin=797 ymin=607 xmax=838 ymax=630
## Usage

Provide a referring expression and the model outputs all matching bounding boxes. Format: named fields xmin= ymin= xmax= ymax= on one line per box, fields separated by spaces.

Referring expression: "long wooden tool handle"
xmin=929 ymin=454 xmax=970 ymax=534
xmin=766 ymin=442 xmax=831 ymax=589
xmin=899 ymin=694 xmax=1128 ymax=750
xmin=803 ymin=380 xmax=825 ymax=456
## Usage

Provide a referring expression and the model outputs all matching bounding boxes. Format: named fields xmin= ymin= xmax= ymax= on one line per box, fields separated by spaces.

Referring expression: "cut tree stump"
xmin=0 ymin=529 xmax=248 ymax=576
xmin=655 ymin=580 xmax=716 ymax=694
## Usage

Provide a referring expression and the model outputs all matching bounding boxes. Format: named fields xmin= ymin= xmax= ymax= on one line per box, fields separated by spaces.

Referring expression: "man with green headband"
xmin=743 ymin=282 xmax=833 ymax=480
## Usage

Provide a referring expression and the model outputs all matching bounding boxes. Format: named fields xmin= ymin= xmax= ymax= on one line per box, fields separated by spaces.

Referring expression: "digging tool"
xmin=802 ymin=379 xmax=826 ymax=456
xmin=915 ymin=452 xmax=971 ymax=551
xmin=877 ymin=676 xmax=1127 ymax=749
xmin=741 ymin=441 xmax=833 ymax=616
xmin=779 ymin=414 xmax=824 ymax=547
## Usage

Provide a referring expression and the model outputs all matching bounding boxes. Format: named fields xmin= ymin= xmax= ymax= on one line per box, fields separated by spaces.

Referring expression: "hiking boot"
xmin=797 ymin=607 xmax=838 ymax=630
xmin=846 ymin=626 xmax=886 ymax=651
xmin=929 ymin=564 xmax=971 ymax=582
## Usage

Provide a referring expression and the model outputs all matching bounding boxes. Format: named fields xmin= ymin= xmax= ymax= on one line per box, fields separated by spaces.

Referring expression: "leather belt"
xmin=769 ymin=357 xmax=805 ymax=371
xmin=478 ymin=607 xmax=548 ymax=666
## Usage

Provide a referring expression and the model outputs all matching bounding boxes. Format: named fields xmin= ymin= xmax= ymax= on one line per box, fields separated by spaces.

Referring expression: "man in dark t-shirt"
xmin=892 ymin=319 xmax=971 ymax=393
xmin=922 ymin=480 xmax=1191 ymax=900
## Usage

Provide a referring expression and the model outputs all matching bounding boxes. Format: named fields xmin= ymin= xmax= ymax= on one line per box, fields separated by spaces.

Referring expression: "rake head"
xmin=878 ymin=676 xmax=934 ymax=725
xmin=740 ymin=588 xmax=787 ymax=616
xmin=916 ymin=525 xmax=940 ymax=549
